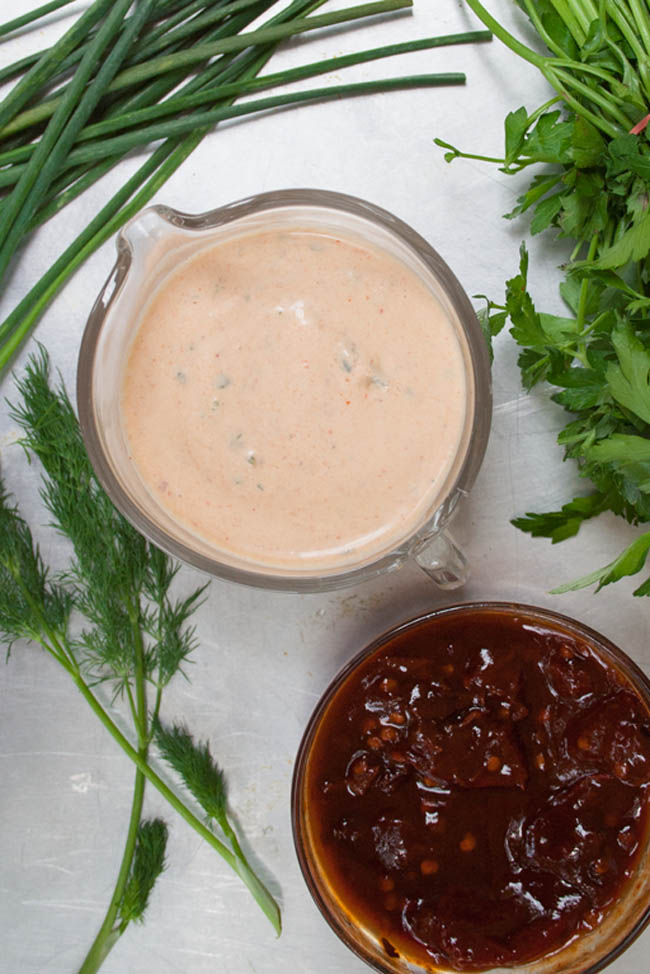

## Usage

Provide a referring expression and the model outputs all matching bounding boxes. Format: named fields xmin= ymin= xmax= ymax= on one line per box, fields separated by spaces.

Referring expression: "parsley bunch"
xmin=437 ymin=0 xmax=650 ymax=596
xmin=0 ymin=350 xmax=279 ymax=973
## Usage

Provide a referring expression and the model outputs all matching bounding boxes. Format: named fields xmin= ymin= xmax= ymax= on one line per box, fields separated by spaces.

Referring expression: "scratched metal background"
xmin=0 ymin=1 xmax=648 ymax=972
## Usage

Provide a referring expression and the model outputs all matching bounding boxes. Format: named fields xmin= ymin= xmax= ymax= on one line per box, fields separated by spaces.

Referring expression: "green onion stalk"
xmin=0 ymin=0 xmax=492 ymax=372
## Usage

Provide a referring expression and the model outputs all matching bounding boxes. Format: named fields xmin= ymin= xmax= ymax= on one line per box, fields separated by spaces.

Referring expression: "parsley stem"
xmin=541 ymin=64 xmax=621 ymax=136
xmin=463 ymin=0 xmax=546 ymax=69
xmin=526 ymin=96 xmax=563 ymax=125
xmin=575 ymin=234 xmax=600 ymax=362
xmin=549 ymin=64 xmax=634 ymax=128
xmin=519 ymin=0 xmax=568 ymax=58
xmin=463 ymin=0 xmax=627 ymax=135
xmin=628 ymin=0 xmax=650 ymax=56
xmin=548 ymin=0 xmax=597 ymax=44
xmin=603 ymin=0 xmax=647 ymax=68
xmin=432 ymin=138 xmax=506 ymax=164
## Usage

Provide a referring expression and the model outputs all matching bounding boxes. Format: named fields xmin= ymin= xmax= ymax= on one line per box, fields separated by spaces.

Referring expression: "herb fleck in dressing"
xmin=121 ymin=228 xmax=468 ymax=571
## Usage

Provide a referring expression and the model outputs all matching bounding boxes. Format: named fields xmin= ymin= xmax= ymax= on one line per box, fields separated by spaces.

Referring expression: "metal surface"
xmin=0 ymin=2 xmax=648 ymax=973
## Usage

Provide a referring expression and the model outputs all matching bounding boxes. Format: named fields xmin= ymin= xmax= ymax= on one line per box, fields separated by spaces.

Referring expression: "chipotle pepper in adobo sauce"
xmin=302 ymin=608 xmax=650 ymax=971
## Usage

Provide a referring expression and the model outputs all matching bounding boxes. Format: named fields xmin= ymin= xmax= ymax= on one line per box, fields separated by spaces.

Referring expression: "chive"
xmin=43 ymin=74 xmax=468 ymax=170
xmin=97 ymin=0 xmax=415 ymax=92
xmin=0 ymin=51 xmax=43 ymax=86
xmin=18 ymin=3 xmax=282 ymax=223
xmin=0 ymin=0 xmax=312 ymax=364
xmin=134 ymin=0 xmax=268 ymax=61
xmin=104 ymin=0 xmax=275 ymax=117
xmin=129 ymin=0 xmax=224 ymax=62
xmin=0 ymin=0 xmax=212 ymax=121
xmin=0 ymin=30 xmax=490 ymax=171
xmin=0 ymin=141 xmax=187 ymax=371
xmin=0 ymin=0 xmax=117 ymax=133
xmin=0 ymin=0 xmax=79 ymax=38
xmin=0 ymin=0 xmax=413 ymax=137
xmin=0 ymin=73 xmax=464 ymax=193
xmin=27 ymin=158 xmax=127 ymax=232
xmin=0 ymin=0 xmax=275 ymax=136
xmin=0 ymin=63 xmax=455 ymax=359
xmin=3 ymin=2 xmax=281 ymax=220
xmin=0 ymin=0 xmax=154 ymax=284
xmin=0 ymin=0 xmax=489 ymax=371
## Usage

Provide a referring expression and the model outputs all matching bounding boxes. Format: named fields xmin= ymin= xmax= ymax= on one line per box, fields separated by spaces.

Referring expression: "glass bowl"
xmin=292 ymin=602 xmax=650 ymax=974
xmin=77 ymin=189 xmax=491 ymax=591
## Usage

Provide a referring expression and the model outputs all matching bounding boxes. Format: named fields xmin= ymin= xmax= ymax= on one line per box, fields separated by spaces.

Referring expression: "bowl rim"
xmin=291 ymin=600 xmax=650 ymax=974
xmin=76 ymin=188 xmax=492 ymax=591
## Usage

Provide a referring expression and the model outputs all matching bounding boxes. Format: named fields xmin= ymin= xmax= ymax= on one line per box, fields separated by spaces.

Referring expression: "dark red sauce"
xmin=303 ymin=608 xmax=650 ymax=971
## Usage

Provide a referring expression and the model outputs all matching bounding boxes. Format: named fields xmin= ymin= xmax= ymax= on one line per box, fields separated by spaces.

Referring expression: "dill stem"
xmin=79 ymin=609 xmax=150 ymax=974
xmin=151 ymin=684 xmax=164 ymax=735
xmin=124 ymin=682 xmax=140 ymax=731
xmin=77 ymin=766 xmax=146 ymax=974
xmin=129 ymin=599 xmax=149 ymax=747
xmin=69 ymin=672 xmax=282 ymax=933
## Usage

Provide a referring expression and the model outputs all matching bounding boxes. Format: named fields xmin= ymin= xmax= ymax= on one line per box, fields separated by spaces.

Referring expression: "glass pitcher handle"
xmin=413 ymin=530 xmax=468 ymax=590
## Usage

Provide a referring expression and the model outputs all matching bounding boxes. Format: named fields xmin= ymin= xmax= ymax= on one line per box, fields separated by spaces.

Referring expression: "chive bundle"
xmin=0 ymin=0 xmax=491 ymax=372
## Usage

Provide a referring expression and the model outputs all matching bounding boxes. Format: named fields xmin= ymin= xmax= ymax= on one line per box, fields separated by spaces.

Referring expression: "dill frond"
xmin=1 ymin=348 xmax=281 ymax=957
xmin=0 ymin=483 xmax=72 ymax=653
xmin=142 ymin=545 xmax=208 ymax=689
xmin=154 ymin=720 xmax=227 ymax=826
xmin=118 ymin=818 xmax=168 ymax=926
xmin=9 ymin=347 xmax=206 ymax=695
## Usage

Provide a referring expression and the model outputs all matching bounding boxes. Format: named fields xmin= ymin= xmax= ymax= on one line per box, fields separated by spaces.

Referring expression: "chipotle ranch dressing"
xmin=121 ymin=227 xmax=469 ymax=572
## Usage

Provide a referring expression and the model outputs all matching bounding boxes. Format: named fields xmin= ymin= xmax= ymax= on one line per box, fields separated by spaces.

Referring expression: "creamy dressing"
xmin=121 ymin=227 xmax=469 ymax=572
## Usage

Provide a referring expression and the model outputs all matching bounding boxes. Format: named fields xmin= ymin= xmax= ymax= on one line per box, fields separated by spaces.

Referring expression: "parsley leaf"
xmin=605 ymin=322 xmax=650 ymax=425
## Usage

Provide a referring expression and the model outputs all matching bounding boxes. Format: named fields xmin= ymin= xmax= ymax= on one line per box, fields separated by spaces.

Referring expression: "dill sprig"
xmin=155 ymin=721 xmax=228 ymax=825
xmin=0 ymin=484 xmax=73 ymax=657
xmin=119 ymin=819 xmax=169 ymax=926
xmin=154 ymin=719 xmax=275 ymax=907
xmin=0 ymin=349 xmax=280 ymax=974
